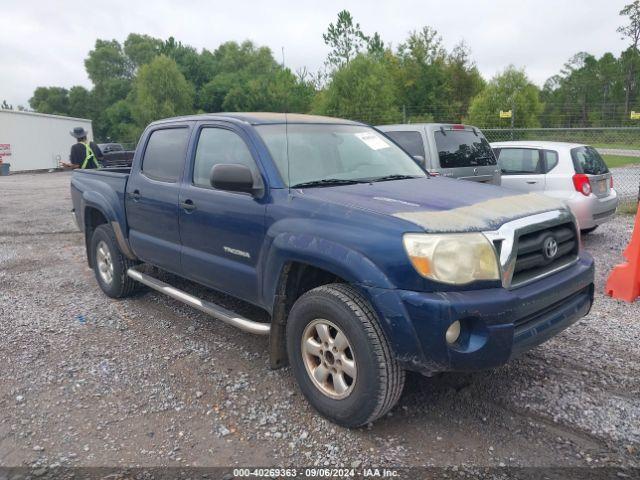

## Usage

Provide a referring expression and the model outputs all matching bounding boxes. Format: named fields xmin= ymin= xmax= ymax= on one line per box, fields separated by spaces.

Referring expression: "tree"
xmin=124 ymin=33 xmax=163 ymax=68
xmin=162 ymin=37 xmax=214 ymax=90
xmin=84 ymin=39 xmax=133 ymax=86
xmin=468 ymin=66 xmax=542 ymax=128
xmin=222 ymin=69 xmax=315 ymax=112
xmin=198 ymin=41 xmax=282 ymax=112
xmin=392 ymin=27 xmax=449 ymax=121
xmin=314 ymin=54 xmax=400 ymax=124
xmin=131 ymin=55 xmax=194 ymax=127
xmin=29 ymin=87 xmax=70 ymax=115
xmin=104 ymin=100 xmax=139 ymax=143
xmin=366 ymin=32 xmax=385 ymax=58
xmin=540 ymin=51 xmax=631 ymax=127
xmin=443 ymin=41 xmax=485 ymax=119
xmin=323 ymin=10 xmax=369 ymax=69
xmin=68 ymin=86 xmax=93 ymax=119
xmin=618 ymin=1 xmax=640 ymax=114
xmin=1 ymin=100 xmax=12 ymax=110
xmin=619 ymin=1 xmax=640 ymax=50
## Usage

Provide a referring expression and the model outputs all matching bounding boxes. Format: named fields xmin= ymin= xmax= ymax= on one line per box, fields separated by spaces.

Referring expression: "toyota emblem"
xmin=543 ymin=236 xmax=558 ymax=259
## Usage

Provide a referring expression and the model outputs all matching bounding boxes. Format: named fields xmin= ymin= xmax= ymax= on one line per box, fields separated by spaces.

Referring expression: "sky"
xmin=0 ymin=0 xmax=632 ymax=107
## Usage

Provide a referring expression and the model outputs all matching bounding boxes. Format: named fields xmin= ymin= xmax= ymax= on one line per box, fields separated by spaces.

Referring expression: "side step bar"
xmin=126 ymin=268 xmax=270 ymax=336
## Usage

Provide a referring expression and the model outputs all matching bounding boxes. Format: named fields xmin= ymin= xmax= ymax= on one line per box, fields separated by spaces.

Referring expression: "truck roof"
xmin=150 ymin=112 xmax=363 ymax=126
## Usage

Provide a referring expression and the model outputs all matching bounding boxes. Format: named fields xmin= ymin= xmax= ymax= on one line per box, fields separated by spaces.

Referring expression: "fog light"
xmin=446 ymin=321 xmax=461 ymax=344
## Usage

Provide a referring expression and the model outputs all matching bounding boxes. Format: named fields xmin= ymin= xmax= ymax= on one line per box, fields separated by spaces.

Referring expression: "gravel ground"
xmin=0 ymin=172 xmax=639 ymax=471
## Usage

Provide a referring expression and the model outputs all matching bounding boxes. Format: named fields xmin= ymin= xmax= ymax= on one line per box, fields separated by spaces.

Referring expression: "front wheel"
xmin=286 ymin=284 xmax=405 ymax=427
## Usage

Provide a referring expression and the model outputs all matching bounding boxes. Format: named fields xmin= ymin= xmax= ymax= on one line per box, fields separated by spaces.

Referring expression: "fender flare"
xmin=263 ymin=232 xmax=395 ymax=305
xmin=81 ymin=191 xmax=136 ymax=260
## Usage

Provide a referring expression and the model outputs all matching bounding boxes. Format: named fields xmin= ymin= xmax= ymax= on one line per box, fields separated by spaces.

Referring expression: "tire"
xmin=581 ymin=226 xmax=598 ymax=234
xmin=286 ymin=283 xmax=405 ymax=427
xmin=90 ymin=224 xmax=139 ymax=298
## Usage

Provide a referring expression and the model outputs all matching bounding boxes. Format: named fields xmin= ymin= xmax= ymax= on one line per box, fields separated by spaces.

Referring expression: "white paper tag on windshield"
xmin=355 ymin=132 xmax=390 ymax=150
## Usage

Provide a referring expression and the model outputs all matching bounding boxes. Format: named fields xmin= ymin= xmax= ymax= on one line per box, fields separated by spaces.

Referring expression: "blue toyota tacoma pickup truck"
xmin=71 ymin=113 xmax=594 ymax=427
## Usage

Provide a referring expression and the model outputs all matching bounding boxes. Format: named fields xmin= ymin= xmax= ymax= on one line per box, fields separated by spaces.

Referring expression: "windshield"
xmin=255 ymin=124 xmax=426 ymax=187
xmin=571 ymin=146 xmax=609 ymax=175
xmin=433 ymin=129 xmax=496 ymax=169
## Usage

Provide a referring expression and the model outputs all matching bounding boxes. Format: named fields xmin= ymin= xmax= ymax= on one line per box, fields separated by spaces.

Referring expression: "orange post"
xmin=605 ymin=206 xmax=640 ymax=302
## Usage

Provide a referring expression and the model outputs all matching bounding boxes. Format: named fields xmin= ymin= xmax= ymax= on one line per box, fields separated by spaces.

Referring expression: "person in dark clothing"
xmin=61 ymin=127 xmax=103 ymax=169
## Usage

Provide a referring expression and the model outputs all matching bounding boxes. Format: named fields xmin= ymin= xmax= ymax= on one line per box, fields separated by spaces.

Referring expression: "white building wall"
xmin=0 ymin=110 xmax=93 ymax=172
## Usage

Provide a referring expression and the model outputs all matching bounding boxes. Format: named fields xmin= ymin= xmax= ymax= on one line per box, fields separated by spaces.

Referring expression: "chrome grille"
xmin=483 ymin=209 xmax=579 ymax=289
xmin=511 ymin=222 xmax=579 ymax=286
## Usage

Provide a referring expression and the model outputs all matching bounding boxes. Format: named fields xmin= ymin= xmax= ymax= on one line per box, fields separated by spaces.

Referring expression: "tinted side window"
xmin=543 ymin=150 xmax=559 ymax=173
xmin=433 ymin=130 xmax=496 ymax=168
xmin=384 ymin=131 xmax=425 ymax=159
xmin=497 ymin=148 xmax=542 ymax=174
xmin=193 ymin=128 xmax=256 ymax=188
xmin=142 ymin=128 xmax=189 ymax=182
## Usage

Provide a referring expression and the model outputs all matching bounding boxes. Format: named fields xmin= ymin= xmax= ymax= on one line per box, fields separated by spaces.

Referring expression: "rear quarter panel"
xmin=71 ymin=169 xmax=130 ymax=237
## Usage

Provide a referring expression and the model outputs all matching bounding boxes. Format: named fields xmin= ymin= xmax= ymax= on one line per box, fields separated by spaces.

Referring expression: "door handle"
xmin=180 ymin=199 xmax=196 ymax=211
xmin=131 ymin=189 xmax=141 ymax=201
xmin=526 ymin=181 xmax=538 ymax=184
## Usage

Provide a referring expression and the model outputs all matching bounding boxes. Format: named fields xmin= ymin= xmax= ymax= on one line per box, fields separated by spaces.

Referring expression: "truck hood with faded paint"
xmin=295 ymin=176 xmax=567 ymax=233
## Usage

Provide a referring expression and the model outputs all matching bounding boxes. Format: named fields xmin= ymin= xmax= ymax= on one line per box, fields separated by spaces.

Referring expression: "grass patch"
xmin=592 ymin=142 xmax=640 ymax=150
xmin=618 ymin=202 xmax=638 ymax=215
xmin=602 ymin=154 xmax=640 ymax=168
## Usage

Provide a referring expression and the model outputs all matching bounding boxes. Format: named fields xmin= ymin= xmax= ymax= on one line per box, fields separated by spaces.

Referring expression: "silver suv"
xmin=376 ymin=123 xmax=501 ymax=184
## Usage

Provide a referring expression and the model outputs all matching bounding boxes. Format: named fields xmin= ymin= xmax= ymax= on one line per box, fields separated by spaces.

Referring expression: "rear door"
xmin=126 ymin=124 xmax=192 ymax=274
xmin=494 ymin=147 xmax=546 ymax=192
xmin=178 ymin=122 xmax=267 ymax=305
xmin=429 ymin=126 xmax=499 ymax=183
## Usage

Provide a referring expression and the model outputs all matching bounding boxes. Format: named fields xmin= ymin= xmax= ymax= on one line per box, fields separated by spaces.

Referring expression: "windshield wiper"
xmin=291 ymin=178 xmax=367 ymax=188
xmin=370 ymin=174 xmax=422 ymax=182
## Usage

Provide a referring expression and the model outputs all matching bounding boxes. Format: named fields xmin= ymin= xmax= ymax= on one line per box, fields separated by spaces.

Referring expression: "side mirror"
xmin=210 ymin=164 xmax=258 ymax=195
xmin=412 ymin=155 xmax=425 ymax=166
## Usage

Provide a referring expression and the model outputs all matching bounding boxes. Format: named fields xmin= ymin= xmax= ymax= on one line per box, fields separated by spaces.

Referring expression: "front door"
xmin=179 ymin=123 xmax=267 ymax=305
xmin=126 ymin=125 xmax=191 ymax=274
xmin=495 ymin=147 xmax=546 ymax=192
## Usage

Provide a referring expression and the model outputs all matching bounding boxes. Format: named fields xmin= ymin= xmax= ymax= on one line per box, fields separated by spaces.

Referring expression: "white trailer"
xmin=0 ymin=110 xmax=93 ymax=172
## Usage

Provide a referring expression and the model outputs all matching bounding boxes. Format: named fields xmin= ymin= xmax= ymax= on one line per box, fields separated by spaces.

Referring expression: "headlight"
xmin=403 ymin=233 xmax=500 ymax=285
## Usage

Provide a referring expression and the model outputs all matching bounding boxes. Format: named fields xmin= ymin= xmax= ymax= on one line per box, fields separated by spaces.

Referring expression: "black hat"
xmin=70 ymin=127 xmax=89 ymax=139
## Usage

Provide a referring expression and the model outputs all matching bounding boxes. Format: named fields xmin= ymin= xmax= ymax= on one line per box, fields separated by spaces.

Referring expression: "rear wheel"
xmin=91 ymin=224 xmax=139 ymax=298
xmin=286 ymin=284 xmax=405 ymax=427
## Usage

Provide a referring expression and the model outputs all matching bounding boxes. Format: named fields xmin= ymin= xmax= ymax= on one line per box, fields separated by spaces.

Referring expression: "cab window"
xmin=193 ymin=127 xmax=257 ymax=188
xmin=141 ymin=128 xmax=189 ymax=182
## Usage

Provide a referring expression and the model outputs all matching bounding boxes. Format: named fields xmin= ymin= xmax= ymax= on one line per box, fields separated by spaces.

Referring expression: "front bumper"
xmin=364 ymin=252 xmax=594 ymax=375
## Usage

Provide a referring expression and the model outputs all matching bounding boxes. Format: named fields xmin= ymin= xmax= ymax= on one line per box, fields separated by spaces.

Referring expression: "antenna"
xmin=285 ymin=111 xmax=290 ymax=193
xmin=281 ymin=45 xmax=290 ymax=192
